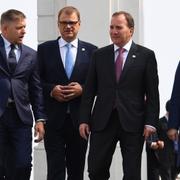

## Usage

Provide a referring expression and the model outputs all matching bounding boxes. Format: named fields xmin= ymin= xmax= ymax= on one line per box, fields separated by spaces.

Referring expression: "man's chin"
xmin=17 ymin=40 xmax=23 ymax=44
xmin=64 ymin=36 xmax=75 ymax=42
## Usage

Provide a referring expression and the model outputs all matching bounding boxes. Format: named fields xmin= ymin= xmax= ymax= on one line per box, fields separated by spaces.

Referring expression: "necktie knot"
xmin=9 ymin=44 xmax=16 ymax=58
xmin=119 ymin=47 xmax=125 ymax=54
xmin=66 ymin=43 xmax=72 ymax=49
xmin=10 ymin=44 xmax=16 ymax=49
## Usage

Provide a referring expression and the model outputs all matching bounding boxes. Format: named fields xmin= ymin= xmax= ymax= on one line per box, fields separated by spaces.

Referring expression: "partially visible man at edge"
xmin=0 ymin=9 xmax=46 ymax=180
xmin=79 ymin=11 xmax=159 ymax=180
xmin=168 ymin=61 xmax=180 ymax=140
xmin=168 ymin=61 xmax=180 ymax=172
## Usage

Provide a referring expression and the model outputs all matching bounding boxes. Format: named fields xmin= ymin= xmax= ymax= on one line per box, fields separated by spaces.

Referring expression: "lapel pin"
xmin=132 ymin=55 xmax=136 ymax=58
xmin=82 ymin=48 xmax=85 ymax=51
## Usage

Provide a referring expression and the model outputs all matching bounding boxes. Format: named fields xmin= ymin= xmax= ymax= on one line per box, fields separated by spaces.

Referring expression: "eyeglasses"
xmin=59 ymin=21 xmax=79 ymax=26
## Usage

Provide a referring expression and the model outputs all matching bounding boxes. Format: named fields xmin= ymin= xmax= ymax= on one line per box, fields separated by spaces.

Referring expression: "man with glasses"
xmin=38 ymin=6 xmax=97 ymax=180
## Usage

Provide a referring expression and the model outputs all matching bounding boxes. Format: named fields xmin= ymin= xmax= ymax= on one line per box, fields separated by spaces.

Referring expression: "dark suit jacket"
xmin=38 ymin=38 xmax=97 ymax=129
xmin=169 ymin=61 xmax=180 ymax=129
xmin=0 ymin=35 xmax=46 ymax=126
xmin=157 ymin=117 xmax=174 ymax=164
xmin=79 ymin=42 xmax=159 ymax=132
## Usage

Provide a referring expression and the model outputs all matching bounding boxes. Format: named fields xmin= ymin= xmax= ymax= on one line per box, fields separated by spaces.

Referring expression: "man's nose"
xmin=66 ymin=24 xmax=71 ymax=28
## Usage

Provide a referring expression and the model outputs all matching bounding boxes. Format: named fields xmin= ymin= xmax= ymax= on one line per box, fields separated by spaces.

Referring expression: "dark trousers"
xmin=88 ymin=109 xmax=144 ymax=180
xmin=171 ymin=153 xmax=180 ymax=179
xmin=0 ymin=106 xmax=32 ymax=180
xmin=146 ymin=146 xmax=178 ymax=180
xmin=44 ymin=114 xmax=88 ymax=180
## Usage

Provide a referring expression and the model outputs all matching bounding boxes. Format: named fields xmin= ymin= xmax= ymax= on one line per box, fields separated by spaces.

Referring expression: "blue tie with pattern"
xmin=8 ymin=44 xmax=17 ymax=100
xmin=65 ymin=43 xmax=74 ymax=78
xmin=8 ymin=44 xmax=17 ymax=74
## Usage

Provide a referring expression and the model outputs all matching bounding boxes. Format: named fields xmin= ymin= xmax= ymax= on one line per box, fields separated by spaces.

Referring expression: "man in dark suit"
xmin=0 ymin=9 xmax=46 ymax=180
xmin=168 ymin=62 xmax=180 ymax=139
xmin=146 ymin=100 xmax=178 ymax=180
xmin=79 ymin=11 xmax=159 ymax=180
xmin=38 ymin=6 xmax=97 ymax=180
xmin=168 ymin=61 xmax=180 ymax=178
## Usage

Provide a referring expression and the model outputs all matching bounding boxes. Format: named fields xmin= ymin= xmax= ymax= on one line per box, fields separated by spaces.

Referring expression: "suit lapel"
xmin=96 ymin=44 xmax=116 ymax=84
xmin=14 ymin=45 xmax=30 ymax=74
xmin=119 ymin=42 xmax=138 ymax=81
xmin=70 ymin=40 xmax=85 ymax=79
xmin=52 ymin=39 xmax=68 ymax=80
xmin=17 ymin=44 xmax=25 ymax=65
xmin=0 ymin=36 xmax=10 ymax=75
xmin=70 ymin=40 xmax=94 ymax=80
xmin=56 ymin=40 xmax=68 ymax=79
xmin=106 ymin=45 xmax=117 ymax=83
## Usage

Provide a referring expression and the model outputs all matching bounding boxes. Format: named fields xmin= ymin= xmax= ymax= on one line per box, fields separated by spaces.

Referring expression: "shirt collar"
xmin=114 ymin=39 xmax=132 ymax=52
xmin=59 ymin=37 xmax=78 ymax=48
xmin=1 ymin=35 xmax=19 ymax=49
xmin=165 ymin=114 xmax=169 ymax=120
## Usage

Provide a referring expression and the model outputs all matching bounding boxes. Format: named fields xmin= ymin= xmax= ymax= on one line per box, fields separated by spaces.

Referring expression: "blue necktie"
xmin=65 ymin=43 xmax=74 ymax=78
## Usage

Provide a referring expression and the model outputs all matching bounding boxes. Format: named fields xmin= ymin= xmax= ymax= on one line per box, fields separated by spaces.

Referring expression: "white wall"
xmin=66 ymin=0 xmax=140 ymax=47
xmin=67 ymin=0 xmax=110 ymax=47
xmin=140 ymin=0 xmax=180 ymax=116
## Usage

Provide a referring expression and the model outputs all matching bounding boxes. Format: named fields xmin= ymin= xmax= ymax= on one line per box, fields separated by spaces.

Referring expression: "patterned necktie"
xmin=8 ymin=44 xmax=17 ymax=74
xmin=115 ymin=48 xmax=124 ymax=82
xmin=65 ymin=43 xmax=74 ymax=78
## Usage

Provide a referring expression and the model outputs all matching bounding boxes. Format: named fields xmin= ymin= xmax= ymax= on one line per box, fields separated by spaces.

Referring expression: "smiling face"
xmin=110 ymin=14 xmax=134 ymax=47
xmin=58 ymin=11 xmax=80 ymax=42
xmin=1 ymin=18 xmax=26 ymax=45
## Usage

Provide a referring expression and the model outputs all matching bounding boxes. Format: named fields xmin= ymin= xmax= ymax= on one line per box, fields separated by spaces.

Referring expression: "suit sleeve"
xmin=28 ymin=52 xmax=47 ymax=120
xmin=38 ymin=45 xmax=56 ymax=96
xmin=168 ymin=61 xmax=180 ymax=129
xmin=79 ymin=52 xmax=97 ymax=125
xmin=78 ymin=45 xmax=98 ymax=91
xmin=145 ymin=50 xmax=160 ymax=128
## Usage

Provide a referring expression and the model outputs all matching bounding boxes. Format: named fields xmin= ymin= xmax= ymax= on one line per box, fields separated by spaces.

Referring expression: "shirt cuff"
xmin=36 ymin=119 xmax=46 ymax=124
xmin=145 ymin=125 xmax=156 ymax=131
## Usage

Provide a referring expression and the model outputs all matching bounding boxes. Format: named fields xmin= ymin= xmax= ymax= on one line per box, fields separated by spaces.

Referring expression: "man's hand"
xmin=157 ymin=140 xmax=164 ymax=149
xmin=167 ymin=128 xmax=178 ymax=141
xmin=51 ymin=85 xmax=68 ymax=102
xmin=62 ymin=82 xmax=82 ymax=101
xmin=51 ymin=82 xmax=82 ymax=102
xmin=150 ymin=140 xmax=164 ymax=150
xmin=79 ymin=123 xmax=90 ymax=140
xmin=34 ymin=121 xmax=45 ymax=143
xmin=143 ymin=126 xmax=156 ymax=140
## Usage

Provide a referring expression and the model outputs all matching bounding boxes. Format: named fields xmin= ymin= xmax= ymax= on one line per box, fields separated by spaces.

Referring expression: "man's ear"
xmin=130 ymin=27 xmax=134 ymax=35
